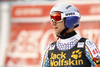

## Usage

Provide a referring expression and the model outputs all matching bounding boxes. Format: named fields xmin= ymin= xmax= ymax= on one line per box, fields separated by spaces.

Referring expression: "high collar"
xmin=57 ymin=31 xmax=77 ymax=39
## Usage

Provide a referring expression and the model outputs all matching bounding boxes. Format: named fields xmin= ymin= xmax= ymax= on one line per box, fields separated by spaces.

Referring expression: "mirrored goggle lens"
xmin=51 ymin=15 xmax=62 ymax=22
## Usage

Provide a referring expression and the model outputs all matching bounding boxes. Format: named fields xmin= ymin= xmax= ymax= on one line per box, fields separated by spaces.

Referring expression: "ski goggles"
xmin=50 ymin=11 xmax=81 ymax=23
xmin=50 ymin=12 xmax=63 ymax=23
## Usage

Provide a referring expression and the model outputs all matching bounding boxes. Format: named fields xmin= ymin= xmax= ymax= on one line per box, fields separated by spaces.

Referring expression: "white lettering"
xmin=8 ymin=30 xmax=43 ymax=58
xmin=90 ymin=6 xmax=100 ymax=14
xmin=15 ymin=8 xmax=43 ymax=16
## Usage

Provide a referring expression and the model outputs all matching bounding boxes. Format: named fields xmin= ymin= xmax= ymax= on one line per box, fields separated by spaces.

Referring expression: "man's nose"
xmin=51 ymin=19 xmax=56 ymax=25
xmin=51 ymin=21 xmax=57 ymax=26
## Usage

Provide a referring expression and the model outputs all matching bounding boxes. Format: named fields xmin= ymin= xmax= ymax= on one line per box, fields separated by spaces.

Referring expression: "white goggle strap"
xmin=51 ymin=18 xmax=63 ymax=23
xmin=61 ymin=11 xmax=81 ymax=19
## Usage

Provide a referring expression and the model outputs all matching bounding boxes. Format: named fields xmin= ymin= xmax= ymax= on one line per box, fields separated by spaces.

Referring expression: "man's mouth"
xmin=54 ymin=27 xmax=58 ymax=29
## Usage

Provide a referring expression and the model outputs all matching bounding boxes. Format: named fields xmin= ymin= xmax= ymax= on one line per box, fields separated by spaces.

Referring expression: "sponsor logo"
xmin=50 ymin=49 xmax=83 ymax=66
xmin=65 ymin=12 xmax=75 ymax=16
xmin=71 ymin=49 xmax=82 ymax=59
xmin=93 ymin=58 xmax=100 ymax=64
xmin=77 ymin=42 xmax=84 ymax=48
xmin=87 ymin=41 xmax=93 ymax=46
xmin=66 ymin=5 xmax=72 ymax=9
xmin=92 ymin=48 xmax=99 ymax=55
xmin=49 ymin=45 xmax=55 ymax=50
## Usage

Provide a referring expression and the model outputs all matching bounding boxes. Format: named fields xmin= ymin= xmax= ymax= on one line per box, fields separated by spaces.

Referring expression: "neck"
xmin=66 ymin=27 xmax=74 ymax=33
xmin=57 ymin=28 xmax=76 ymax=39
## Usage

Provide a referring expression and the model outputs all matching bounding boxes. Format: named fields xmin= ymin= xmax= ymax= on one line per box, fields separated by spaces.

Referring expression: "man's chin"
xmin=55 ymin=33 xmax=60 ymax=36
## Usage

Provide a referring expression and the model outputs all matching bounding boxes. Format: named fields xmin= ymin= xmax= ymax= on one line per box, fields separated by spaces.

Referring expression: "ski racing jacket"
xmin=40 ymin=31 xmax=100 ymax=67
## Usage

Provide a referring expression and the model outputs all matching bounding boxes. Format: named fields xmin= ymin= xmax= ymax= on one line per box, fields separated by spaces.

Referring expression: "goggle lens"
xmin=50 ymin=12 xmax=62 ymax=22
xmin=51 ymin=15 xmax=62 ymax=21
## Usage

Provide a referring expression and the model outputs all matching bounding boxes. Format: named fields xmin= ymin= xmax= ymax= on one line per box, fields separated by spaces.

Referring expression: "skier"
xmin=40 ymin=3 xmax=100 ymax=67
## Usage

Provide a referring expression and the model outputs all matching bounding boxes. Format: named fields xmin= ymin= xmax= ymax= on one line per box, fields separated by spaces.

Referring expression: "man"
xmin=40 ymin=3 xmax=100 ymax=67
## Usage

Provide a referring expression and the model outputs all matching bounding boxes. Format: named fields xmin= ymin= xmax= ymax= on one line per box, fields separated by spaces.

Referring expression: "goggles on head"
xmin=50 ymin=11 xmax=81 ymax=23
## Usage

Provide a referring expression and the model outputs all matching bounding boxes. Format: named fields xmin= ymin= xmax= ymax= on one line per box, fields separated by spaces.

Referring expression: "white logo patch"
xmin=77 ymin=42 xmax=84 ymax=48
xmin=49 ymin=45 xmax=55 ymax=50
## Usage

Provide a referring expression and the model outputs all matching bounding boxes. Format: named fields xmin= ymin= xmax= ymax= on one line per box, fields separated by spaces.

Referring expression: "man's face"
xmin=50 ymin=12 xmax=65 ymax=36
